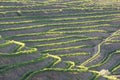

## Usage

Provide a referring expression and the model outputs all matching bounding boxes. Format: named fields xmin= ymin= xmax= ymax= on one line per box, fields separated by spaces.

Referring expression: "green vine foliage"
xmin=0 ymin=0 xmax=120 ymax=80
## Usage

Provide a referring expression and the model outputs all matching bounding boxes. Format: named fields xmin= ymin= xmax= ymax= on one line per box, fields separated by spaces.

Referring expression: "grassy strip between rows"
xmin=0 ymin=14 xmax=119 ymax=26
xmin=0 ymin=10 xmax=120 ymax=20
xmin=4 ymin=29 xmax=109 ymax=40
xmin=1 ymin=18 xmax=119 ymax=37
xmin=88 ymin=49 xmax=120 ymax=69
xmin=79 ymin=29 xmax=120 ymax=66
xmin=20 ymin=67 xmax=118 ymax=80
xmin=21 ymin=35 xmax=87 ymax=42
xmin=34 ymin=37 xmax=101 ymax=48
xmin=0 ymin=0 xmax=93 ymax=9
xmin=0 ymin=6 xmax=106 ymax=14
xmin=0 ymin=54 xmax=49 ymax=73
xmin=41 ymin=45 xmax=93 ymax=53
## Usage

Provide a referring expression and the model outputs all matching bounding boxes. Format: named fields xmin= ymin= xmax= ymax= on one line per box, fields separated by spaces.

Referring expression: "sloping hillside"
xmin=0 ymin=0 xmax=120 ymax=80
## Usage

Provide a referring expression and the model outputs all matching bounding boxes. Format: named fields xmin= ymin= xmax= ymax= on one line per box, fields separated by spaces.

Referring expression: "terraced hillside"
xmin=0 ymin=0 xmax=120 ymax=80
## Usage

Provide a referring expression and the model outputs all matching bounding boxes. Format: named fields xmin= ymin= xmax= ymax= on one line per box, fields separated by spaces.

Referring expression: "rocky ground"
xmin=0 ymin=0 xmax=120 ymax=80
